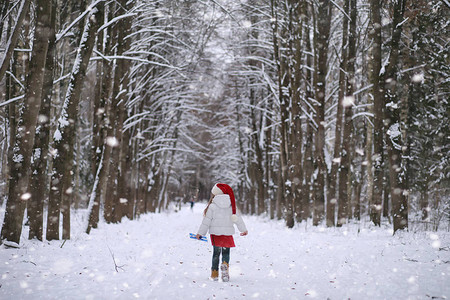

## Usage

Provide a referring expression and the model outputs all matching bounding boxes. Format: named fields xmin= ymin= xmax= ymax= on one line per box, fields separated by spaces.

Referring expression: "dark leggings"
xmin=212 ymin=246 xmax=230 ymax=271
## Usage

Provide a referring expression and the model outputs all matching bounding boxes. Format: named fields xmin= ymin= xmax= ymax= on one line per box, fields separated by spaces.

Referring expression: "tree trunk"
xmin=99 ymin=4 xmax=117 ymax=223
xmin=265 ymin=88 xmax=274 ymax=219
xmin=0 ymin=0 xmax=32 ymax=82
xmin=105 ymin=0 xmax=134 ymax=222
xmin=106 ymin=24 xmax=125 ymax=222
xmin=0 ymin=1 xmax=10 ymax=44
xmin=88 ymin=1 xmax=115 ymax=229
xmin=302 ymin=26 xmax=314 ymax=222
xmin=246 ymin=5 xmax=266 ymax=216
xmin=354 ymin=171 xmax=362 ymax=220
xmin=1 ymin=0 xmax=51 ymax=245
xmin=383 ymin=166 xmax=390 ymax=219
xmin=420 ymin=180 xmax=429 ymax=221
xmin=118 ymin=126 xmax=134 ymax=220
xmin=384 ymin=0 xmax=408 ymax=233
xmin=365 ymin=89 xmax=374 ymax=220
xmin=270 ymin=0 xmax=290 ymax=224
xmin=28 ymin=0 xmax=57 ymax=241
xmin=86 ymin=143 xmax=112 ymax=234
xmin=4 ymin=22 xmax=21 ymax=211
xmin=370 ymin=0 xmax=384 ymax=226
xmin=47 ymin=3 xmax=102 ymax=240
xmin=288 ymin=0 xmax=305 ymax=224
xmin=147 ymin=165 xmax=162 ymax=213
xmin=337 ymin=0 xmax=356 ymax=227
xmin=329 ymin=0 xmax=350 ymax=227
xmin=92 ymin=4 xmax=106 ymax=178
xmin=312 ymin=0 xmax=331 ymax=226
xmin=280 ymin=55 xmax=293 ymax=227
xmin=250 ymin=93 xmax=265 ymax=216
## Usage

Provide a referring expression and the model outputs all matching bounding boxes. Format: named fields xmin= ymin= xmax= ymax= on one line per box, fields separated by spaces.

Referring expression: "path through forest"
xmin=1 ymin=203 xmax=449 ymax=299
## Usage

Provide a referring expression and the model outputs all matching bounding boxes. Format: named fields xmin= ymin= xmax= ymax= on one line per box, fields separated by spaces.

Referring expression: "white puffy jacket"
xmin=197 ymin=194 xmax=247 ymax=236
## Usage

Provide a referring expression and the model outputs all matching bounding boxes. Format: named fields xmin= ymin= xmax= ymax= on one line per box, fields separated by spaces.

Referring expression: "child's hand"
xmin=195 ymin=234 xmax=202 ymax=240
xmin=240 ymin=231 xmax=248 ymax=236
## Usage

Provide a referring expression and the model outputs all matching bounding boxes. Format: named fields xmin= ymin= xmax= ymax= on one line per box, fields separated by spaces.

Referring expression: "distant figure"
xmin=195 ymin=183 xmax=248 ymax=282
xmin=190 ymin=200 xmax=194 ymax=211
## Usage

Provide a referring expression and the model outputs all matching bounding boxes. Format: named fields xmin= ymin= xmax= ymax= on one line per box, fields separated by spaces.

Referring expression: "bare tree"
xmin=369 ymin=0 xmax=384 ymax=226
xmin=337 ymin=0 xmax=357 ymax=227
xmin=384 ymin=0 xmax=408 ymax=233
xmin=47 ymin=0 xmax=103 ymax=240
xmin=1 ymin=0 xmax=52 ymax=245
xmin=313 ymin=0 xmax=332 ymax=226
xmin=328 ymin=0 xmax=350 ymax=227
xmin=28 ymin=0 xmax=57 ymax=241
xmin=0 ymin=0 xmax=32 ymax=82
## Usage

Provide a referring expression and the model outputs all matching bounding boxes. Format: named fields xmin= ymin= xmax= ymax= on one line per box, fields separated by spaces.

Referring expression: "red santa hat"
xmin=211 ymin=183 xmax=238 ymax=222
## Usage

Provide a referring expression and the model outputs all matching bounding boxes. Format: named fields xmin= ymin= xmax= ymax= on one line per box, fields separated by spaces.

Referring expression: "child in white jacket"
xmin=196 ymin=183 xmax=248 ymax=281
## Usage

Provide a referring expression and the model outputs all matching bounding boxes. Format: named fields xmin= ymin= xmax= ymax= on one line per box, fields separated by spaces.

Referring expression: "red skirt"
xmin=210 ymin=235 xmax=235 ymax=248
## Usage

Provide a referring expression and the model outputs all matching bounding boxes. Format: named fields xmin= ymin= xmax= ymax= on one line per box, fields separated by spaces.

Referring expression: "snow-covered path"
xmin=1 ymin=203 xmax=449 ymax=299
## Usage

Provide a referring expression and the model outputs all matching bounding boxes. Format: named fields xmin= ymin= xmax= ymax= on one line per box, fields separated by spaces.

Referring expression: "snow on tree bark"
xmin=313 ymin=0 xmax=332 ymax=226
xmin=47 ymin=1 xmax=102 ymax=241
xmin=1 ymin=0 xmax=52 ymax=245
xmin=0 ymin=0 xmax=32 ymax=83
xmin=28 ymin=0 xmax=57 ymax=241
xmin=337 ymin=0 xmax=357 ymax=227
xmin=383 ymin=0 xmax=408 ymax=233
xmin=369 ymin=0 xmax=384 ymax=226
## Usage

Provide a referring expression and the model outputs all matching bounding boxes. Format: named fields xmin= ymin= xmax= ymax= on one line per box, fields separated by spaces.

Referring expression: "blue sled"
xmin=190 ymin=233 xmax=207 ymax=242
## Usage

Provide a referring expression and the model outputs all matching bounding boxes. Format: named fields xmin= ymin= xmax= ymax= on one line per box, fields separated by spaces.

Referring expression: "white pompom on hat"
xmin=211 ymin=183 xmax=238 ymax=222
xmin=211 ymin=184 xmax=223 ymax=196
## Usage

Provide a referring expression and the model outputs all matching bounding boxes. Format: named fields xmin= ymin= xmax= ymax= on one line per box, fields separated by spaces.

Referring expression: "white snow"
xmin=106 ymin=136 xmax=120 ymax=147
xmin=97 ymin=13 xmax=138 ymax=33
xmin=412 ymin=73 xmax=425 ymax=83
xmin=12 ymin=153 xmax=24 ymax=163
xmin=241 ymin=20 xmax=252 ymax=28
xmin=386 ymin=101 xmax=398 ymax=110
xmin=0 ymin=94 xmax=25 ymax=108
xmin=332 ymin=157 xmax=341 ymax=164
xmin=20 ymin=193 xmax=32 ymax=201
xmin=342 ymin=96 xmax=355 ymax=108
xmin=53 ymin=128 xmax=62 ymax=142
xmin=387 ymin=123 xmax=403 ymax=150
xmin=0 ymin=204 xmax=449 ymax=299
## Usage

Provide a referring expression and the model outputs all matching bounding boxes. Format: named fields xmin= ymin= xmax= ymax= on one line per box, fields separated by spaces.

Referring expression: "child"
xmin=196 ymin=183 xmax=248 ymax=282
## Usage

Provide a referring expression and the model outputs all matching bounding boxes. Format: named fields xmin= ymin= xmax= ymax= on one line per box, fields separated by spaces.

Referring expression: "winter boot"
xmin=220 ymin=262 xmax=229 ymax=282
xmin=211 ymin=269 xmax=219 ymax=281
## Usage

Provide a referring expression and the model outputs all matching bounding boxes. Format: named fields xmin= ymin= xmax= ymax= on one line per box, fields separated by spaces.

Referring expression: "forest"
xmin=0 ymin=0 xmax=449 ymax=246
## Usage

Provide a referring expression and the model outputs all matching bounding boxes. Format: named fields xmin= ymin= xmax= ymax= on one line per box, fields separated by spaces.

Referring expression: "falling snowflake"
xmin=20 ymin=193 xmax=31 ymax=201
xmin=342 ymin=96 xmax=355 ymax=107
xmin=412 ymin=73 xmax=424 ymax=83
xmin=106 ymin=136 xmax=120 ymax=147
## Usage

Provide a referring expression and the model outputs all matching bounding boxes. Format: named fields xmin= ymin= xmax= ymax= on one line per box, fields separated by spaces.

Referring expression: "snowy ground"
xmin=1 ymin=203 xmax=449 ymax=300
